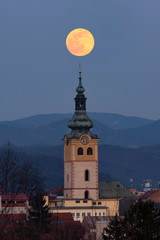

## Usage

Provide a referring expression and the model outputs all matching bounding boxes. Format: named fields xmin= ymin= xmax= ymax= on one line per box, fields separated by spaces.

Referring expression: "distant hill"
xmin=1 ymin=112 xmax=153 ymax=129
xmin=0 ymin=113 xmax=157 ymax=147
xmin=1 ymin=143 xmax=160 ymax=190
xmin=93 ymin=119 xmax=160 ymax=147
xmin=89 ymin=112 xmax=153 ymax=129
xmin=98 ymin=144 xmax=160 ymax=190
xmin=0 ymin=114 xmax=72 ymax=128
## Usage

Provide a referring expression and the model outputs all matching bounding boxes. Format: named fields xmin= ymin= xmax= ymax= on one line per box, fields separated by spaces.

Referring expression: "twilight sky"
xmin=0 ymin=0 xmax=160 ymax=121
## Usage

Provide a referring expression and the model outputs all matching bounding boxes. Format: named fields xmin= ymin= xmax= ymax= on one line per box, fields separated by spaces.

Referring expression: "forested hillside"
xmin=1 ymin=143 xmax=160 ymax=190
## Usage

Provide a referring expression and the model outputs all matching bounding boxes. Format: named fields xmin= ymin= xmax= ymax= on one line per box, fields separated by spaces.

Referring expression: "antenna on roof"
xmin=129 ymin=178 xmax=133 ymax=188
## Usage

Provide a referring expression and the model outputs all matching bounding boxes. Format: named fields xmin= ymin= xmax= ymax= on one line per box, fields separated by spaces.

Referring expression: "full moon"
xmin=66 ymin=28 xmax=94 ymax=56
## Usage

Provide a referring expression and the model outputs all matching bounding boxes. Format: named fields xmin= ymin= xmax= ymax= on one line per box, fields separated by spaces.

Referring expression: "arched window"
xmin=85 ymin=190 xmax=89 ymax=199
xmin=78 ymin=147 xmax=83 ymax=155
xmin=87 ymin=147 xmax=93 ymax=155
xmin=85 ymin=170 xmax=89 ymax=181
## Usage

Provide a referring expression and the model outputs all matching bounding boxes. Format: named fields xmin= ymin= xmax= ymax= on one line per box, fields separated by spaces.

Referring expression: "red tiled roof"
xmin=140 ymin=190 xmax=160 ymax=203
xmin=46 ymin=185 xmax=63 ymax=196
xmin=50 ymin=213 xmax=84 ymax=239
xmin=48 ymin=196 xmax=57 ymax=200
xmin=2 ymin=193 xmax=28 ymax=201
xmin=74 ymin=221 xmax=85 ymax=237
xmin=129 ymin=188 xmax=137 ymax=194
xmin=0 ymin=213 xmax=27 ymax=222
xmin=0 ymin=213 xmax=84 ymax=240
xmin=51 ymin=212 xmax=74 ymax=224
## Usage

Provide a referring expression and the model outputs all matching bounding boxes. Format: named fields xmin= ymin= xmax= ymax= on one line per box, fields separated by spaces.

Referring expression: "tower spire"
xmin=67 ymin=70 xmax=98 ymax=139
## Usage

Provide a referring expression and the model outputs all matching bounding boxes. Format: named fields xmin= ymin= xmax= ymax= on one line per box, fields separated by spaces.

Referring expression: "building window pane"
xmin=17 ymin=201 xmax=25 ymax=204
xmin=78 ymin=147 xmax=83 ymax=155
xmin=8 ymin=201 xmax=14 ymax=204
xmin=87 ymin=147 xmax=93 ymax=155
xmin=85 ymin=170 xmax=89 ymax=181
xmin=85 ymin=191 xmax=89 ymax=199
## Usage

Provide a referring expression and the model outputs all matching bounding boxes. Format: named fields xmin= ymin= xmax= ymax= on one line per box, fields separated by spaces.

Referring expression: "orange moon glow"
xmin=66 ymin=28 xmax=94 ymax=56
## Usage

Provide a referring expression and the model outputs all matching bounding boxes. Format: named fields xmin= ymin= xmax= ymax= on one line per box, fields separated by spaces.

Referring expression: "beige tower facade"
xmin=63 ymin=71 xmax=99 ymax=200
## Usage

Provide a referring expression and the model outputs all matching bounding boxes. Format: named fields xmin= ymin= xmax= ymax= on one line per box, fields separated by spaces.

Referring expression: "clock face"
xmin=80 ymin=135 xmax=89 ymax=145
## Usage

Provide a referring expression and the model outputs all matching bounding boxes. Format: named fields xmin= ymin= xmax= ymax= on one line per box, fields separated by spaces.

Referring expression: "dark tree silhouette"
xmin=0 ymin=143 xmax=17 ymax=193
xmin=0 ymin=144 xmax=46 ymax=239
xmin=103 ymin=215 xmax=122 ymax=240
xmin=0 ymin=144 xmax=45 ymax=199
xmin=29 ymin=192 xmax=51 ymax=234
xmin=16 ymin=161 xmax=45 ymax=199
xmin=103 ymin=200 xmax=160 ymax=240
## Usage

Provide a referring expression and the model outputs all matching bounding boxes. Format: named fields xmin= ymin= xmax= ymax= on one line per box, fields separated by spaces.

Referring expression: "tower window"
xmin=87 ymin=147 xmax=93 ymax=155
xmin=85 ymin=170 xmax=89 ymax=181
xmin=78 ymin=147 xmax=83 ymax=155
xmin=85 ymin=190 xmax=89 ymax=199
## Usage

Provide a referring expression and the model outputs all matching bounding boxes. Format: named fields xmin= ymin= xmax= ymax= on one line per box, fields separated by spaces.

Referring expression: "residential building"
xmin=1 ymin=193 xmax=29 ymax=214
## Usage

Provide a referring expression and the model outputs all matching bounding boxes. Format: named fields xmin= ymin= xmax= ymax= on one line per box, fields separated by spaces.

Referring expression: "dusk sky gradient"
xmin=0 ymin=0 xmax=160 ymax=121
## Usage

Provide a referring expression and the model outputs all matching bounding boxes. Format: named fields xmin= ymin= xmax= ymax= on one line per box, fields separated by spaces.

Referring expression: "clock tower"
xmin=63 ymin=70 xmax=99 ymax=200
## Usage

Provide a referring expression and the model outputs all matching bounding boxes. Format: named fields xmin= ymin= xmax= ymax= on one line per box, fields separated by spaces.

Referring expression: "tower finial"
xmin=79 ymin=63 xmax=82 ymax=79
xmin=78 ymin=69 xmax=82 ymax=79
xmin=76 ymin=68 xmax=84 ymax=94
